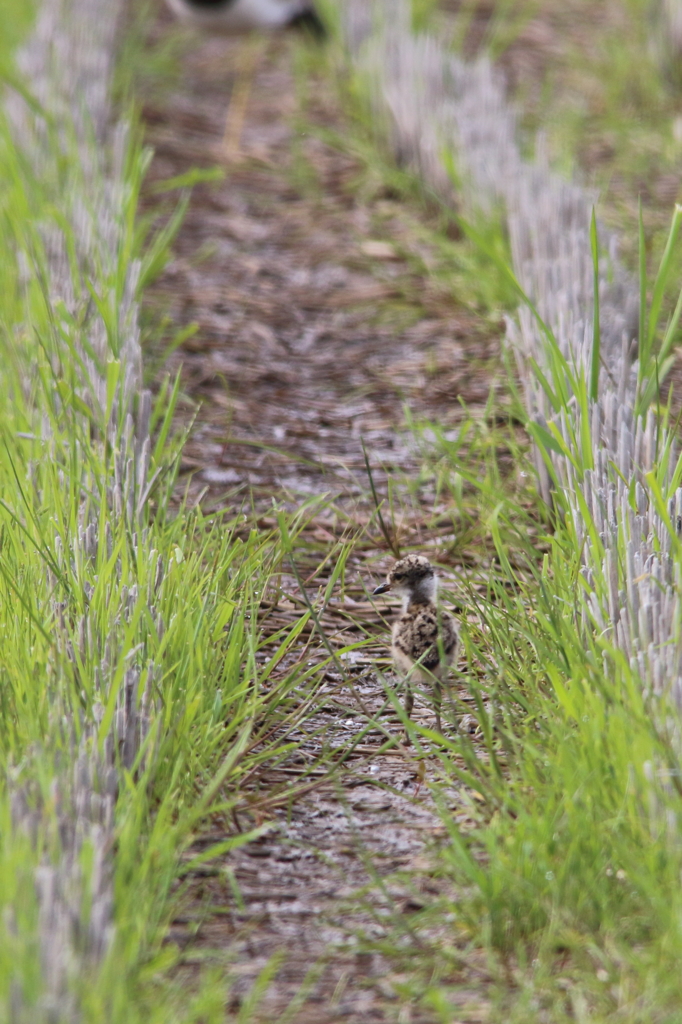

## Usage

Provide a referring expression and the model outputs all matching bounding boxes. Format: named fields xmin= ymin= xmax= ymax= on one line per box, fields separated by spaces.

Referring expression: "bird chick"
xmin=373 ymin=554 xmax=459 ymax=735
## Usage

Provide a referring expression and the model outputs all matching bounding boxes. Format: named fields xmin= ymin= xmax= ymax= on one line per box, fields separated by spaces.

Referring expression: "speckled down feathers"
xmin=386 ymin=552 xmax=433 ymax=586
xmin=392 ymin=604 xmax=459 ymax=681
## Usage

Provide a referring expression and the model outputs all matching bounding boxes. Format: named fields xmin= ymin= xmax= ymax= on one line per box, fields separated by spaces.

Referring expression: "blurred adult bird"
xmin=373 ymin=555 xmax=459 ymax=737
xmin=165 ymin=0 xmax=326 ymax=159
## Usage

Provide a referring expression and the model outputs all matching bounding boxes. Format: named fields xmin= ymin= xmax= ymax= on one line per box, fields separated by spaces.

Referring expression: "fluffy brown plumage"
xmin=373 ymin=554 xmax=459 ymax=734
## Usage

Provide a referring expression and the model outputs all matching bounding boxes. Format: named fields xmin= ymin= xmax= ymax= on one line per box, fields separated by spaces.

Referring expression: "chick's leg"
xmin=404 ymin=681 xmax=414 ymax=720
xmin=401 ymin=680 xmax=414 ymax=745
xmin=433 ymin=681 xmax=442 ymax=733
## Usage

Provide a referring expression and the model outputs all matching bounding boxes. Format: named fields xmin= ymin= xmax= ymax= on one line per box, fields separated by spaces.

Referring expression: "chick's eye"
xmin=394 ymin=573 xmax=405 ymax=581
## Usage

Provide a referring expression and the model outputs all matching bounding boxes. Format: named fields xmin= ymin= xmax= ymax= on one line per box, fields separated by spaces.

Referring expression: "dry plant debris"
xmin=139 ymin=6 xmax=504 ymax=1020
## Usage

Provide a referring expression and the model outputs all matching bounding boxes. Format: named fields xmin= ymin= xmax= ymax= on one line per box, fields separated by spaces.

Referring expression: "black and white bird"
xmin=373 ymin=555 xmax=460 ymax=736
xmin=165 ymin=0 xmax=325 ymax=35
xmin=165 ymin=0 xmax=326 ymax=159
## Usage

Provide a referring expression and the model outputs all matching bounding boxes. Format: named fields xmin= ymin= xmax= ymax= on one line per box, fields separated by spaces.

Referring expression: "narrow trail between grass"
xmin=140 ymin=9 xmax=502 ymax=1020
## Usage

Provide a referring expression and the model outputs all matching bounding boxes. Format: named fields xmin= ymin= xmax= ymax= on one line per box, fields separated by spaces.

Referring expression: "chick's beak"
xmin=373 ymin=582 xmax=391 ymax=595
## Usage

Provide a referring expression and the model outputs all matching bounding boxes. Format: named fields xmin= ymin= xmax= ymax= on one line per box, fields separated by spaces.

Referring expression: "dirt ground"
xmin=140 ymin=7 xmax=502 ymax=1022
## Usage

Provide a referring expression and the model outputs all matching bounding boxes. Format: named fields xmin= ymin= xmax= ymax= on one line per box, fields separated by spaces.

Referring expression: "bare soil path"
xmin=140 ymin=9 xmax=502 ymax=1021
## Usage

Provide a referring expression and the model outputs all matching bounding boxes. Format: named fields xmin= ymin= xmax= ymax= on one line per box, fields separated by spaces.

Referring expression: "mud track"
xmin=142 ymin=10 xmax=501 ymax=1020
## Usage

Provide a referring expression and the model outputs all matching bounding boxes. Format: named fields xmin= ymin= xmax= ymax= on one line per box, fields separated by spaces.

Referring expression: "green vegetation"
xmin=386 ymin=383 xmax=682 ymax=1023
xmin=309 ymin=3 xmax=682 ymax=1021
xmin=380 ymin=390 xmax=682 ymax=1022
xmin=292 ymin=27 xmax=519 ymax=320
xmin=0 ymin=6 xmax=341 ymax=1020
xmin=483 ymin=0 xmax=682 ymax=290
xmin=5 ymin=0 xmax=682 ymax=1020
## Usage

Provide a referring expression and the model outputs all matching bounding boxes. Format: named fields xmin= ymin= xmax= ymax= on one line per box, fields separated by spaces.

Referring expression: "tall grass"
xmin=335 ymin=1 xmax=682 ymax=1017
xmin=0 ymin=1 xmax=325 ymax=1019
xmin=390 ymin=441 xmax=682 ymax=1020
